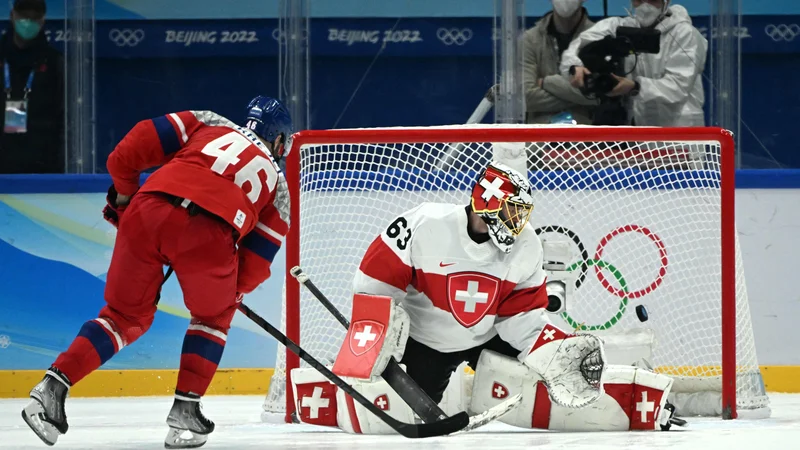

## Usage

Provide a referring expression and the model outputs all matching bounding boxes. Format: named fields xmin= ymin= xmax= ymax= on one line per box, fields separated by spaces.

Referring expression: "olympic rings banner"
xmin=3 ymin=15 xmax=797 ymax=60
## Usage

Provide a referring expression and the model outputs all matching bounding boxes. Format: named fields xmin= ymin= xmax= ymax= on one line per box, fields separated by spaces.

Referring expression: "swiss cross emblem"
xmin=348 ymin=320 xmax=385 ymax=357
xmin=294 ymin=382 xmax=337 ymax=426
xmin=631 ymin=387 xmax=663 ymax=429
xmin=374 ymin=394 xmax=390 ymax=411
xmin=491 ymin=382 xmax=509 ymax=399
xmin=446 ymin=272 xmax=500 ymax=327
xmin=473 ymin=167 xmax=515 ymax=213
xmin=529 ymin=324 xmax=570 ymax=354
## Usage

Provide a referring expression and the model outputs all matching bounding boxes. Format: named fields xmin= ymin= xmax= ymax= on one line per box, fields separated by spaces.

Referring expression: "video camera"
xmin=576 ymin=26 xmax=661 ymax=125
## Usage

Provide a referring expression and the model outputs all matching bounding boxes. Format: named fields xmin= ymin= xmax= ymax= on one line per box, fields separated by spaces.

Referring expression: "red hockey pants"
xmin=54 ymin=192 xmax=238 ymax=396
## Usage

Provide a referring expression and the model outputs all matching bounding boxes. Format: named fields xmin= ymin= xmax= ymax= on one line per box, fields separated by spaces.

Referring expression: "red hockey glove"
xmin=102 ymin=185 xmax=129 ymax=229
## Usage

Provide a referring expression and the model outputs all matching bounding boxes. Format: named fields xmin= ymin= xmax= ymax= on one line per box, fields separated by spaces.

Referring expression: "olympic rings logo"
xmin=436 ymin=28 xmax=473 ymax=46
xmin=765 ymin=24 xmax=800 ymax=42
xmin=272 ymin=28 xmax=308 ymax=44
xmin=109 ymin=29 xmax=145 ymax=47
xmin=535 ymin=224 xmax=668 ymax=331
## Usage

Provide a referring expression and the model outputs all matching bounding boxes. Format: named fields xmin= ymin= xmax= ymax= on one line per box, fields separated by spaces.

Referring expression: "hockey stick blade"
xmin=290 ymin=266 xmax=449 ymax=423
xmin=237 ymin=302 xmax=469 ymax=438
xmin=453 ymin=394 xmax=522 ymax=436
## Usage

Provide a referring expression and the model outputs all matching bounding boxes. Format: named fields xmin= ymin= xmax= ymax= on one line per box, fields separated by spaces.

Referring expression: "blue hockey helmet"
xmin=244 ymin=95 xmax=293 ymax=161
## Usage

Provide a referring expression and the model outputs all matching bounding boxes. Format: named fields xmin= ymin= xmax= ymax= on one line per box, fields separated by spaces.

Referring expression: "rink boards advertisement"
xmin=0 ymin=171 xmax=799 ymax=396
xmin=9 ymin=15 xmax=800 ymax=59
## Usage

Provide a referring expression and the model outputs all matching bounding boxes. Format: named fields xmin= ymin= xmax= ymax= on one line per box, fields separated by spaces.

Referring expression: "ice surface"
xmin=1 ymin=394 xmax=799 ymax=449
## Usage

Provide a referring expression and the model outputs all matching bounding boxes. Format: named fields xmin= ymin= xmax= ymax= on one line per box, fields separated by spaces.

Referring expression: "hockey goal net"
xmin=262 ymin=125 xmax=769 ymax=422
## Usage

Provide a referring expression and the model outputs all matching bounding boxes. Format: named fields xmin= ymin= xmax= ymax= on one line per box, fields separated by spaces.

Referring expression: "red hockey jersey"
xmin=106 ymin=110 xmax=290 ymax=294
xmin=353 ymin=203 xmax=550 ymax=356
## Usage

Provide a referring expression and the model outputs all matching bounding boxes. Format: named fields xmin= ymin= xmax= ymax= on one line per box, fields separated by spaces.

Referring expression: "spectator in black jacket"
xmin=0 ymin=0 xmax=64 ymax=174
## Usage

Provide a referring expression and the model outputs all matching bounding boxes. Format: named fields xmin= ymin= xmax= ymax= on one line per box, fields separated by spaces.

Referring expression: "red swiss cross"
xmin=491 ymin=382 xmax=509 ymax=399
xmin=374 ymin=394 xmax=390 ymax=411
xmin=446 ymin=272 xmax=500 ymax=327
xmin=348 ymin=320 xmax=385 ymax=357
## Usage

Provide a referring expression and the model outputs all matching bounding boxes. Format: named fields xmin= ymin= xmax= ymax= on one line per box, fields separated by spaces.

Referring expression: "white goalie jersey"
xmin=353 ymin=202 xmax=551 ymax=357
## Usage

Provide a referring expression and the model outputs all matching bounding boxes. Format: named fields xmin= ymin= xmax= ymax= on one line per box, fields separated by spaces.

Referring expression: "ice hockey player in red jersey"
xmin=21 ymin=96 xmax=292 ymax=448
xmin=290 ymin=162 xmax=684 ymax=433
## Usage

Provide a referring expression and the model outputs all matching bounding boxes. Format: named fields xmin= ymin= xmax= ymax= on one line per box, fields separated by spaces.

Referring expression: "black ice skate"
xmin=659 ymin=401 xmax=688 ymax=431
xmin=21 ymin=368 xmax=71 ymax=446
xmin=164 ymin=391 xmax=215 ymax=449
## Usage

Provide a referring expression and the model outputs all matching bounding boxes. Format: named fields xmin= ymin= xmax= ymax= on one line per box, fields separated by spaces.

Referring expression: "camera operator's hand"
xmin=607 ymin=75 xmax=636 ymax=97
xmin=569 ymin=66 xmax=591 ymax=89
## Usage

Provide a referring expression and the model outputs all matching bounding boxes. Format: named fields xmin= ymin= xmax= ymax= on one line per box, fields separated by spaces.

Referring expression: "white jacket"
xmin=560 ymin=5 xmax=708 ymax=127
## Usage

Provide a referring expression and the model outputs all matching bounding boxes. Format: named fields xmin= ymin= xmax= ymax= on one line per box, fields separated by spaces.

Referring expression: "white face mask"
xmin=552 ymin=0 xmax=583 ymax=18
xmin=634 ymin=2 xmax=663 ymax=27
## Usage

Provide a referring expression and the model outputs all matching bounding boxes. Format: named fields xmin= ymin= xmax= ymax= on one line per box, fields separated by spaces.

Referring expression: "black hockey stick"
xmin=289 ymin=266 xmax=449 ymax=424
xmin=154 ymin=267 xmax=174 ymax=305
xmin=236 ymin=302 xmax=469 ymax=438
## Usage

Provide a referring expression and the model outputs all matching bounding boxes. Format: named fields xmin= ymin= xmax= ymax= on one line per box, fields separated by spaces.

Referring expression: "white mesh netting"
xmin=262 ymin=126 xmax=769 ymax=420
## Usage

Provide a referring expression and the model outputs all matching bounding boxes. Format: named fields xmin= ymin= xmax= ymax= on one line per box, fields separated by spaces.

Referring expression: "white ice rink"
xmin=2 ymin=394 xmax=799 ymax=449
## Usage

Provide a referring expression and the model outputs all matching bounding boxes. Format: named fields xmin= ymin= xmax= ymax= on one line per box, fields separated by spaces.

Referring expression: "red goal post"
xmin=269 ymin=125 xmax=762 ymax=423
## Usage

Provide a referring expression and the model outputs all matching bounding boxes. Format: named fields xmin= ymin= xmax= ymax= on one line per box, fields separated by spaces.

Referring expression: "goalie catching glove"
xmin=520 ymin=323 xmax=605 ymax=409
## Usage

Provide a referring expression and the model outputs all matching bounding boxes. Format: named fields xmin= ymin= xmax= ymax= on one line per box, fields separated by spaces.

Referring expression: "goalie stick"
xmin=236 ymin=302 xmax=470 ymax=438
xmin=289 ymin=266 xmax=521 ymax=431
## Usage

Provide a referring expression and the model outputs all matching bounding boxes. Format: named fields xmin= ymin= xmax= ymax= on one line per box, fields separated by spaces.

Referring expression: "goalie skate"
xmin=164 ymin=393 xmax=215 ymax=449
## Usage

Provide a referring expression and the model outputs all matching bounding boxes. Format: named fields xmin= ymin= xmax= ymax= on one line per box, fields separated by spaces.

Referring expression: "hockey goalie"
xmin=291 ymin=162 xmax=683 ymax=434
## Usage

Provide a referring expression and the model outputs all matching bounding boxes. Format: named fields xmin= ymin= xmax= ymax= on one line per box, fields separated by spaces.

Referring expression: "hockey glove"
xmin=522 ymin=323 xmax=605 ymax=409
xmin=102 ymin=185 xmax=128 ymax=229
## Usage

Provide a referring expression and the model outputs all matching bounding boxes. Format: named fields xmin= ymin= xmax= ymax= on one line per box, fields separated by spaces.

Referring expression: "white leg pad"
xmin=336 ymin=375 xmax=417 ymax=435
xmin=469 ymin=350 xmax=675 ymax=431
xmin=290 ymin=367 xmax=339 ymax=428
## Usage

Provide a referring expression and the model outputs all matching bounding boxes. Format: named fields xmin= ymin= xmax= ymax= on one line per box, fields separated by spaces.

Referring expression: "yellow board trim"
xmin=1 ymin=366 xmax=798 ymax=398
xmin=0 ymin=369 xmax=273 ymax=398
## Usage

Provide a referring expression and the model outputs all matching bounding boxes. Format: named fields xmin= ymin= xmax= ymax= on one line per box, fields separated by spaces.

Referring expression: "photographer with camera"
xmin=561 ymin=0 xmax=707 ymax=126
xmin=522 ymin=0 xmax=597 ymax=124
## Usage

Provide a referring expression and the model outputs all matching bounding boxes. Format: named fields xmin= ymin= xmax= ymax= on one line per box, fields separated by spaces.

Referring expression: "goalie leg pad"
xmin=577 ymin=364 xmax=674 ymax=431
xmin=469 ymin=351 xmax=675 ymax=431
xmin=469 ymin=349 xmax=548 ymax=429
xmin=336 ymin=375 xmax=417 ymax=435
xmin=290 ymin=368 xmax=339 ymax=428
xmin=332 ymin=293 xmax=410 ymax=380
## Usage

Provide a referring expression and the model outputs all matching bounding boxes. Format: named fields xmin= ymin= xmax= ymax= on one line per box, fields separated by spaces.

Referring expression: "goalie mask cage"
xmin=263 ymin=125 xmax=769 ymax=423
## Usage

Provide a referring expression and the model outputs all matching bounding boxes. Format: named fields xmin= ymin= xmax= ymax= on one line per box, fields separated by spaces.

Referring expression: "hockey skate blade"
xmin=164 ymin=427 xmax=209 ymax=449
xmin=21 ymin=400 xmax=60 ymax=446
xmin=452 ymin=393 xmax=523 ymax=435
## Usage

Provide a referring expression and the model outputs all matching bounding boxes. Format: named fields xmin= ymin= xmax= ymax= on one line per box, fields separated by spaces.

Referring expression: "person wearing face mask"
xmin=0 ymin=0 xmax=64 ymax=174
xmin=560 ymin=0 xmax=707 ymax=127
xmin=522 ymin=0 xmax=598 ymax=125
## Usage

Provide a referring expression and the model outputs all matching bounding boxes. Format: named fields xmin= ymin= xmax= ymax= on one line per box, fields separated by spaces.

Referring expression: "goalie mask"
xmin=471 ymin=162 xmax=534 ymax=253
